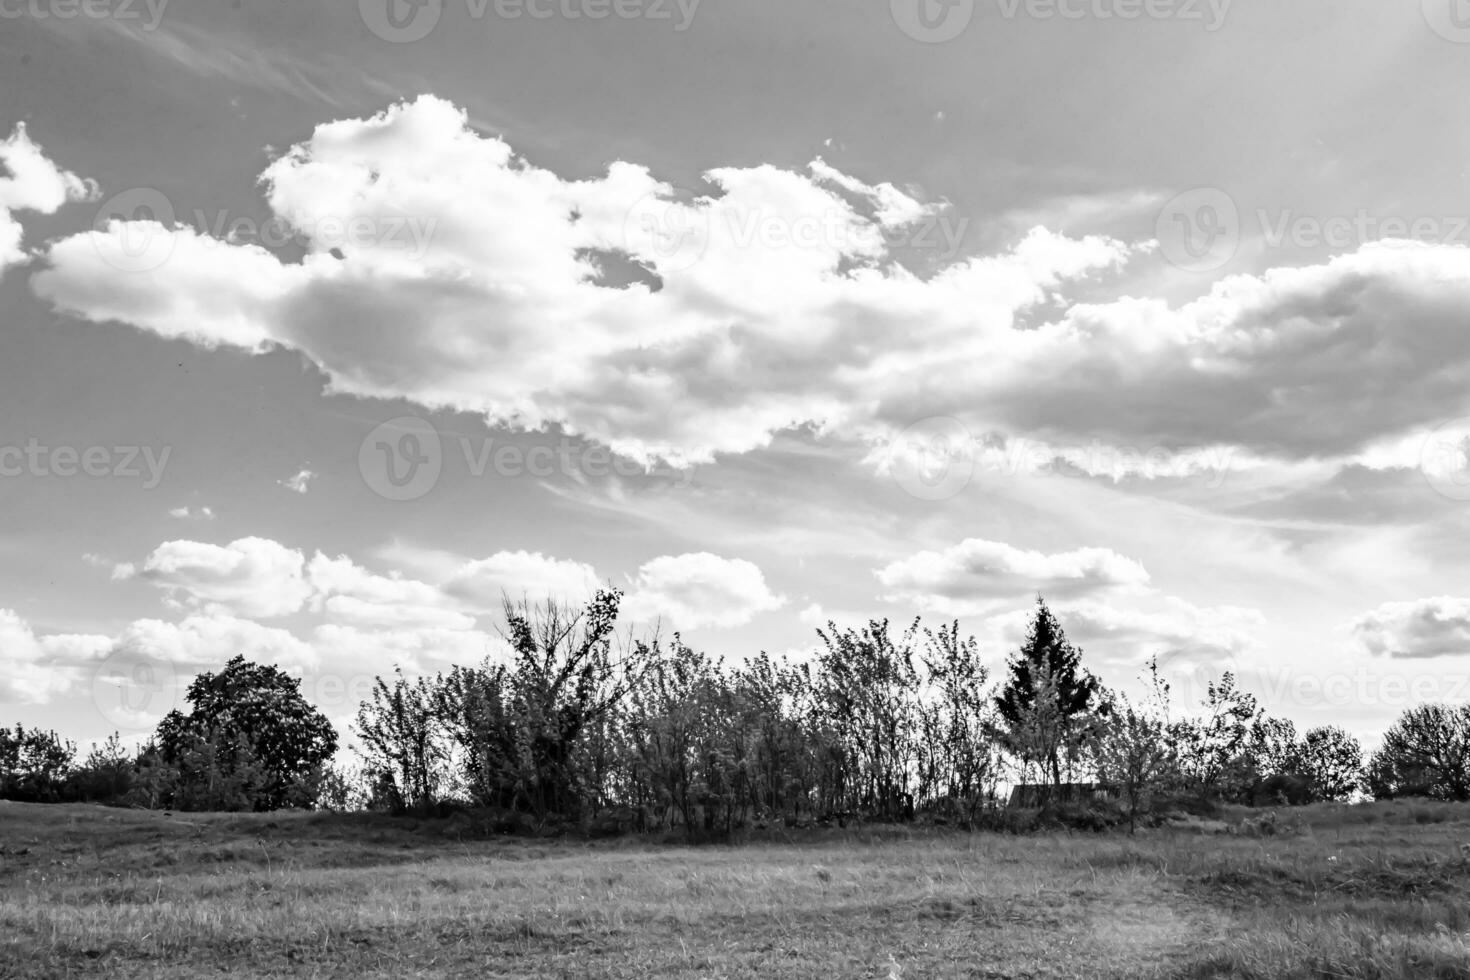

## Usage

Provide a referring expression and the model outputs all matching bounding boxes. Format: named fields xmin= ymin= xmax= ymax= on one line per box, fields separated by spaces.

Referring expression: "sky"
xmin=4 ymin=0 xmax=1470 ymax=753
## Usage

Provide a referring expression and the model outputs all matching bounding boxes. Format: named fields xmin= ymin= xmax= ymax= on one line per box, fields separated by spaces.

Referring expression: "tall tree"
xmin=994 ymin=598 xmax=1104 ymax=791
xmin=1366 ymin=704 xmax=1470 ymax=802
xmin=156 ymin=656 xmax=337 ymax=810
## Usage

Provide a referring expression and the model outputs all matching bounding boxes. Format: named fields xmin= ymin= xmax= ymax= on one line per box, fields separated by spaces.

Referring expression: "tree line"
xmin=4 ymin=593 xmax=1469 ymax=834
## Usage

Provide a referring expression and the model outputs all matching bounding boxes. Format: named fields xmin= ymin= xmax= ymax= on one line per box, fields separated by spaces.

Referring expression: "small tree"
xmin=0 ymin=725 xmax=76 ymax=802
xmin=1093 ymin=661 xmax=1175 ymax=833
xmin=1171 ymin=672 xmax=1258 ymax=802
xmin=1296 ymin=726 xmax=1362 ymax=802
xmin=354 ymin=668 xmax=449 ymax=813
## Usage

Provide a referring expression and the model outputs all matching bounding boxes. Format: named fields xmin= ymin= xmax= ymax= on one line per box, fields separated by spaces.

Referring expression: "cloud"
xmin=624 ymin=553 xmax=786 ymax=629
xmin=0 ymin=609 xmax=110 ymax=703
xmin=307 ymin=552 xmax=475 ymax=631
xmin=32 ymin=96 xmax=1131 ymax=467
xmin=311 ymin=624 xmax=506 ymax=675
xmin=443 ymin=550 xmax=602 ymax=609
xmin=985 ymin=597 xmax=1264 ymax=673
xmin=138 ymin=537 xmax=312 ymax=618
xmin=279 ymin=469 xmax=314 ymax=494
xmin=36 ymin=97 xmax=1470 ymax=474
xmin=0 ymin=123 xmax=95 ymax=274
xmin=113 ymin=613 xmax=320 ymax=673
xmin=876 ymin=538 xmax=1150 ymax=615
xmin=1350 ymin=597 xmax=1470 ymax=659
xmin=168 ymin=505 xmax=216 ymax=520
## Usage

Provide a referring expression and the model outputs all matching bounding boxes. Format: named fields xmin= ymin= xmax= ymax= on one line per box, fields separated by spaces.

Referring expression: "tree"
xmin=1093 ymin=660 xmax=1176 ymax=833
xmin=0 ymin=725 xmax=76 ymax=802
xmin=354 ymin=668 xmax=449 ymax=813
xmin=1295 ymin=726 xmax=1362 ymax=802
xmin=994 ymin=598 xmax=1104 ymax=792
xmin=1171 ymin=672 xmax=1258 ymax=802
xmin=1365 ymin=704 xmax=1470 ymax=802
xmin=815 ymin=619 xmax=923 ymax=821
xmin=156 ymin=656 xmax=337 ymax=810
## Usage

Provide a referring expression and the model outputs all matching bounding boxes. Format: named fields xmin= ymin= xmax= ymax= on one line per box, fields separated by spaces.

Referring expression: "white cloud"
xmin=1349 ymin=597 xmax=1470 ymax=660
xmin=113 ymin=613 xmax=320 ymax=673
xmin=35 ymin=97 xmax=1470 ymax=474
xmin=984 ymin=596 xmax=1264 ymax=675
xmin=624 ymin=552 xmax=786 ymax=630
xmin=0 ymin=123 xmax=95 ymax=273
xmin=443 ymin=550 xmax=601 ymax=609
xmin=876 ymin=538 xmax=1150 ymax=616
xmin=279 ymin=469 xmax=314 ymax=494
xmin=307 ymin=552 xmax=475 ymax=630
xmin=31 ymin=96 xmax=1132 ymax=467
xmin=312 ymin=624 xmax=507 ymax=674
xmin=0 ymin=609 xmax=110 ymax=703
xmin=139 ymin=537 xmax=311 ymax=618
xmin=169 ymin=505 xmax=216 ymax=520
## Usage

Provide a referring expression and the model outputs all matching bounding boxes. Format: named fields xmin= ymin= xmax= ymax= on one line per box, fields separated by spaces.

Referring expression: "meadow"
xmin=2 ymin=800 xmax=1469 ymax=979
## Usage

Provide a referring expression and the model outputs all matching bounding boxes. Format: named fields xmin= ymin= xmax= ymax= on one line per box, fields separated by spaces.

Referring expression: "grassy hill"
xmin=2 ymin=800 xmax=1469 ymax=979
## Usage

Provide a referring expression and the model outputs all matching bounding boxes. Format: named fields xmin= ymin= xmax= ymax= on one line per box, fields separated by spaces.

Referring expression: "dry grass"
xmin=1 ymin=800 xmax=1467 ymax=978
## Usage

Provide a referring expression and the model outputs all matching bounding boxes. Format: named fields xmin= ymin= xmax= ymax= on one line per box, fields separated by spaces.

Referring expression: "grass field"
xmin=2 ymin=801 xmax=1469 ymax=979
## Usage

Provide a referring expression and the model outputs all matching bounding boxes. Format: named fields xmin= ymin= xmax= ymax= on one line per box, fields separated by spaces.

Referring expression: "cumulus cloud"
xmin=443 ymin=550 xmax=601 ymax=609
xmin=0 ymin=123 xmax=95 ymax=273
xmin=32 ymin=96 xmax=1135 ymax=467
xmin=1350 ymin=597 xmax=1470 ymax=659
xmin=876 ymin=538 xmax=1150 ymax=615
xmin=985 ymin=596 xmax=1264 ymax=673
xmin=34 ymin=97 xmax=1470 ymax=473
xmin=112 ymin=613 xmax=320 ymax=673
xmin=138 ymin=537 xmax=312 ymax=618
xmin=624 ymin=552 xmax=786 ymax=629
xmin=307 ymin=553 xmax=474 ymax=630
xmin=0 ymin=609 xmax=110 ymax=703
